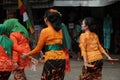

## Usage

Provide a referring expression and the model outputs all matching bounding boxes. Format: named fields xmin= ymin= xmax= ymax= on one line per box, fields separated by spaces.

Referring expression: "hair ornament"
xmin=49 ymin=9 xmax=62 ymax=16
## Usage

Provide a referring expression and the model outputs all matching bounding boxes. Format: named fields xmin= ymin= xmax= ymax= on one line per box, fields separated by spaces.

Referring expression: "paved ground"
xmin=9 ymin=54 xmax=120 ymax=80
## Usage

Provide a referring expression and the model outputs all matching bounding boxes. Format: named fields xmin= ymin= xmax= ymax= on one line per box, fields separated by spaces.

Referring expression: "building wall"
xmin=1 ymin=1 xmax=120 ymax=54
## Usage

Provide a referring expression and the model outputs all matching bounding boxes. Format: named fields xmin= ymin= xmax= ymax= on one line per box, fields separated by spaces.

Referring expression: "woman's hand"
xmin=107 ymin=57 xmax=119 ymax=64
xmin=21 ymin=53 xmax=29 ymax=59
xmin=31 ymin=57 xmax=38 ymax=65
xmin=84 ymin=62 xmax=94 ymax=69
xmin=107 ymin=58 xmax=119 ymax=62
xmin=14 ymin=62 xmax=18 ymax=69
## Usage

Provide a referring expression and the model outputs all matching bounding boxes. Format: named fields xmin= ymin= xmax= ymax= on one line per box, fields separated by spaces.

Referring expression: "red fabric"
xmin=10 ymin=32 xmax=30 ymax=70
xmin=20 ymin=5 xmax=25 ymax=15
xmin=62 ymin=48 xmax=71 ymax=72
xmin=0 ymin=45 xmax=13 ymax=71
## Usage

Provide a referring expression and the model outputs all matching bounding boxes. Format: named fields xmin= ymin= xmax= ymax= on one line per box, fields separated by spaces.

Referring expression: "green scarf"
xmin=3 ymin=18 xmax=29 ymax=39
xmin=0 ymin=24 xmax=13 ymax=57
xmin=61 ymin=23 xmax=72 ymax=50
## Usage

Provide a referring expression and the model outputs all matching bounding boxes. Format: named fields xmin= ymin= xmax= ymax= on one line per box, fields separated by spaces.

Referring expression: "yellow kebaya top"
xmin=79 ymin=31 xmax=106 ymax=63
xmin=29 ymin=25 xmax=66 ymax=62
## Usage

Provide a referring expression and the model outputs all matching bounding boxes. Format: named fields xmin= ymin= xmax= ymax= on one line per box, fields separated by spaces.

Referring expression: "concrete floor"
xmin=9 ymin=54 xmax=120 ymax=80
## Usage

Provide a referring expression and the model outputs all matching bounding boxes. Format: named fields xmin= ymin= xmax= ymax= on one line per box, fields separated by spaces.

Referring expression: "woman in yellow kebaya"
xmin=22 ymin=9 xmax=66 ymax=80
xmin=79 ymin=17 xmax=118 ymax=80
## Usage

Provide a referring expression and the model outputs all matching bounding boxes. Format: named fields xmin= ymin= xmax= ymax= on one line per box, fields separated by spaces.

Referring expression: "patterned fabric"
xmin=79 ymin=59 xmax=103 ymax=80
xmin=0 ymin=71 xmax=11 ymax=80
xmin=0 ymin=46 xmax=13 ymax=71
xmin=79 ymin=32 xmax=105 ymax=63
xmin=63 ymin=48 xmax=71 ymax=72
xmin=14 ymin=69 xmax=27 ymax=80
xmin=41 ymin=60 xmax=65 ymax=80
xmin=0 ymin=24 xmax=13 ymax=71
xmin=10 ymin=32 xmax=30 ymax=70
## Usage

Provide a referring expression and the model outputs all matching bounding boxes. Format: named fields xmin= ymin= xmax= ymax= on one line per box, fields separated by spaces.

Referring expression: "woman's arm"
xmin=28 ymin=29 xmax=47 ymax=56
xmin=97 ymin=35 xmax=116 ymax=60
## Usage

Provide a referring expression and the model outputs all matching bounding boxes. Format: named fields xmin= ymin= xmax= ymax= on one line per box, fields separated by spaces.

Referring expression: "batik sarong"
xmin=41 ymin=59 xmax=65 ymax=80
xmin=79 ymin=59 xmax=103 ymax=80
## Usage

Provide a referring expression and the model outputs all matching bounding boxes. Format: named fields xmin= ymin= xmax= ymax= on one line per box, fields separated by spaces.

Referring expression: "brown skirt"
xmin=79 ymin=59 xmax=103 ymax=80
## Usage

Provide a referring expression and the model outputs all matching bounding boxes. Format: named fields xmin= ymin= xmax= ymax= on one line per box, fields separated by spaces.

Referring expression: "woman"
xmin=79 ymin=17 xmax=118 ymax=80
xmin=3 ymin=18 xmax=31 ymax=80
xmin=22 ymin=9 xmax=66 ymax=80
xmin=0 ymin=24 xmax=13 ymax=80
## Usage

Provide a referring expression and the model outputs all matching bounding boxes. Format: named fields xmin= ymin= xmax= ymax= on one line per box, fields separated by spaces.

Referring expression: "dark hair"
xmin=44 ymin=9 xmax=62 ymax=31
xmin=83 ymin=17 xmax=96 ymax=32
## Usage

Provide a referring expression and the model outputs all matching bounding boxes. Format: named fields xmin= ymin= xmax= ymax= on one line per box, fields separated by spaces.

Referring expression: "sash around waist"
xmin=44 ymin=44 xmax=62 ymax=52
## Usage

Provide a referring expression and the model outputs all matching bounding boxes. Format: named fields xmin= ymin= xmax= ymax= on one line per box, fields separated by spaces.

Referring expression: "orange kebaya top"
xmin=10 ymin=32 xmax=30 ymax=69
xmin=29 ymin=25 xmax=66 ymax=62
xmin=79 ymin=31 xmax=106 ymax=63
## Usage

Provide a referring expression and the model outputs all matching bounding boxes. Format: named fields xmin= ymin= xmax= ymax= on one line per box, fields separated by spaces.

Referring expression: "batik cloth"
xmin=41 ymin=60 xmax=65 ymax=80
xmin=79 ymin=59 xmax=103 ymax=80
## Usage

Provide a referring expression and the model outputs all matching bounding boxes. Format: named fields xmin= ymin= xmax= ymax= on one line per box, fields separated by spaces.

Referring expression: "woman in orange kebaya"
xmin=79 ymin=17 xmax=118 ymax=80
xmin=22 ymin=9 xmax=66 ymax=80
xmin=0 ymin=24 xmax=13 ymax=80
xmin=4 ymin=18 xmax=31 ymax=80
